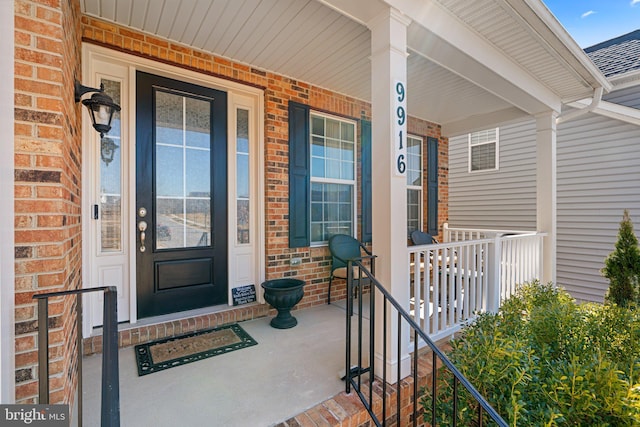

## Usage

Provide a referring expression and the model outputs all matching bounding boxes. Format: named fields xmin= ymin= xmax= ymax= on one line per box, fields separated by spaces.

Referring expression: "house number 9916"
xmin=394 ymin=80 xmax=407 ymax=176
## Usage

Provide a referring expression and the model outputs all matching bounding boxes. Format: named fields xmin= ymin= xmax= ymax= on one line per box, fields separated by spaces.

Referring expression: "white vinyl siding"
xmin=450 ymin=120 xmax=537 ymax=230
xmin=449 ymin=85 xmax=640 ymax=303
xmin=605 ymin=85 xmax=640 ymax=109
xmin=557 ymin=102 xmax=640 ymax=303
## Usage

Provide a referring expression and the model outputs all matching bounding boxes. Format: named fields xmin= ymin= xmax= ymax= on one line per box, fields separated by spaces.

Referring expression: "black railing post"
xmin=382 ymin=297 xmax=387 ymax=425
xmin=432 ymin=350 xmax=437 ymax=427
xmin=101 ymin=287 xmax=120 ymax=427
xmin=37 ymin=297 xmax=49 ymax=404
xmin=34 ymin=286 xmax=120 ymax=427
xmin=413 ymin=330 xmax=418 ymax=427
xmin=345 ymin=260 xmax=353 ymax=394
xmin=76 ymin=295 xmax=84 ymax=427
xmin=396 ymin=311 xmax=401 ymax=427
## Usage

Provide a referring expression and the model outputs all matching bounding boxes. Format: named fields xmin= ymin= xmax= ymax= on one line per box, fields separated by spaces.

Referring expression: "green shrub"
xmin=602 ymin=209 xmax=640 ymax=307
xmin=420 ymin=281 xmax=640 ymax=426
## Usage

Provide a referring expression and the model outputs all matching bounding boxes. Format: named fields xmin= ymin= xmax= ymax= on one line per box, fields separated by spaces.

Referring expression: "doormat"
xmin=134 ymin=323 xmax=257 ymax=376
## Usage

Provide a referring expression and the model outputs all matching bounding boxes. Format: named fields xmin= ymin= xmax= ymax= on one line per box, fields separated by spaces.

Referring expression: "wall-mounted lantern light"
xmin=74 ymin=80 xmax=121 ymax=137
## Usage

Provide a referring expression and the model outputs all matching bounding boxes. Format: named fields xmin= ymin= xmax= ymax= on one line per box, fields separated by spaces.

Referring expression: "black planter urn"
xmin=261 ymin=278 xmax=305 ymax=329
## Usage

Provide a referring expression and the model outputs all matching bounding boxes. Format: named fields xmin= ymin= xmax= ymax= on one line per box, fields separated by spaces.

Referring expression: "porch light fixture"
xmin=75 ymin=80 xmax=121 ymax=137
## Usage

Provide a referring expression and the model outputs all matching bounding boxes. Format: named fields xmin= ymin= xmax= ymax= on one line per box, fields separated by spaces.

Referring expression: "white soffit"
xmin=406 ymin=52 xmax=511 ymax=125
xmin=81 ymin=0 xmax=605 ymax=128
xmin=433 ymin=0 xmax=609 ymax=100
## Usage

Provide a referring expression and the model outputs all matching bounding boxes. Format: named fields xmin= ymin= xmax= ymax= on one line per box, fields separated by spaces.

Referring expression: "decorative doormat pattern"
xmin=134 ymin=323 xmax=257 ymax=376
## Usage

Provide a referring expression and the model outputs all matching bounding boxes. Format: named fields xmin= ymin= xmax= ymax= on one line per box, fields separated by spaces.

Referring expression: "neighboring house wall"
xmin=607 ymin=84 xmax=640 ymax=109
xmin=556 ymin=87 xmax=640 ymax=302
xmin=449 ymin=120 xmax=537 ymax=230
xmin=449 ymin=85 xmax=640 ymax=303
xmin=14 ymin=0 xmax=83 ymax=405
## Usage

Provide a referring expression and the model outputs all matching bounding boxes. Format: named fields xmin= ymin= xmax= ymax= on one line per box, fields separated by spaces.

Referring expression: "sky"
xmin=542 ymin=0 xmax=640 ymax=48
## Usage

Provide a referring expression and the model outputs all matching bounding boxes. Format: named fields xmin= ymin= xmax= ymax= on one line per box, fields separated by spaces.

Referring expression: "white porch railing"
xmin=408 ymin=225 xmax=545 ymax=342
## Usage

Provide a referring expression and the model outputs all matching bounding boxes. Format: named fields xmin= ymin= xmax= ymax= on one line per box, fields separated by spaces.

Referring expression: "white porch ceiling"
xmin=81 ymin=0 xmax=608 ymax=135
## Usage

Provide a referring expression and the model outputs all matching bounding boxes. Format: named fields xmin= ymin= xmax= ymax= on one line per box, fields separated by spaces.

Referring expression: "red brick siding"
xmin=14 ymin=0 xmax=83 ymax=405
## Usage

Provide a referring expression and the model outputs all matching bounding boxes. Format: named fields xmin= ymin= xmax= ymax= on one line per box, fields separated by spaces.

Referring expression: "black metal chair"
xmin=327 ymin=234 xmax=372 ymax=305
xmin=410 ymin=229 xmax=438 ymax=245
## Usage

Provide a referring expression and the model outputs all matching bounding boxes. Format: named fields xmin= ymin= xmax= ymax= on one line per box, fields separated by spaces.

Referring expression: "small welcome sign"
xmin=232 ymin=284 xmax=257 ymax=306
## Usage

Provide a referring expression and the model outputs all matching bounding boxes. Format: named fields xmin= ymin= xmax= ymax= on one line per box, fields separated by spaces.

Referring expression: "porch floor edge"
xmin=82 ymin=302 xmax=272 ymax=355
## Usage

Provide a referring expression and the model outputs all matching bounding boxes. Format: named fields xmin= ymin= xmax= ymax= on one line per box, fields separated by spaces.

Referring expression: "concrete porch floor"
xmin=79 ymin=300 xmax=370 ymax=426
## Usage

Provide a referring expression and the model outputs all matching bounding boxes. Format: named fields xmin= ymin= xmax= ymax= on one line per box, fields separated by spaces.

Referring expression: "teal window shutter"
xmin=288 ymin=102 xmax=310 ymax=247
xmin=427 ymin=137 xmax=439 ymax=236
xmin=361 ymin=120 xmax=372 ymax=243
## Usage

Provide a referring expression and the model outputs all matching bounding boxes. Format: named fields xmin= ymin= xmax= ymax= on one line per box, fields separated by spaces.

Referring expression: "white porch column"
xmin=536 ymin=111 xmax=558 ymax=284
xmin=368 ymin=8 xmax=411 ymax=383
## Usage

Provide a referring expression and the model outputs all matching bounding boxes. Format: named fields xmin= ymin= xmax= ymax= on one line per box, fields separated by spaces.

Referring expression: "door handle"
xmin=138 ymin=220 xmax=147 ymax=252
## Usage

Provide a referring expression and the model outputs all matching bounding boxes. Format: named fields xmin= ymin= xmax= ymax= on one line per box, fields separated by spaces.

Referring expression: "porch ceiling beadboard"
xmin=81 ymin=0 xmax=606 ymax=134
xmin=82 ymin=0 xmax=372 ymax=103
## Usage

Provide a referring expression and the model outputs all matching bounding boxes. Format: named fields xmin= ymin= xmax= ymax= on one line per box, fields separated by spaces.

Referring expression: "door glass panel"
xmin=99 ymin=79 xmax=122 ymax=252
xmin=156 ymin=145 xmax=184 ymax=197
xmin=185 ymin=149 xmax=210 ymax=194
xmin=185 ymin=97 xmax=211 ymax=148
xmin=237 ymin=108 xmax=250 ymax=244
xmin=155 ymin=90 xmax=211 ymax=249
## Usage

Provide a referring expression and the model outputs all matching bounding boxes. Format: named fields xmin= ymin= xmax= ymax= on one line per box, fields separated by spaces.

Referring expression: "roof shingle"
xmin=584 ymin=29 xmax=640 ymax=77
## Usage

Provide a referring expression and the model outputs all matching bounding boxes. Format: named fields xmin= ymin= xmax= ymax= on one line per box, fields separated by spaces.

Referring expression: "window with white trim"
xmin=469 ymin=128 xmax=498 ymax=172
xmin=406 ymin=135 xmax=422 ymax=236
xmin=310 ymin=113 xmax=356 ymax=244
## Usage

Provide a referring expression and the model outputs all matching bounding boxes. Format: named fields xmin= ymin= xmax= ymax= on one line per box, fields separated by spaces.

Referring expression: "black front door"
xmin=136 ymin=71 xmax=227 ymax=318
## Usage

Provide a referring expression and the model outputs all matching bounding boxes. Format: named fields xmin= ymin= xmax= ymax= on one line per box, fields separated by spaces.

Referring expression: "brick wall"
xmin=82 ymin=16 xmax=449 ymax=310
xmin=14 ymin=0 xmax=83 ymax=404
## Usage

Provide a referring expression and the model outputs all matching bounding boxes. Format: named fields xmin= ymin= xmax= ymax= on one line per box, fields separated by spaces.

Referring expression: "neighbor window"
xmin=310 ymin=113 xmax=356 ymax=244
xmin=406 ymin=135 xmax=423 ymax=236
xmin=469 ymin=128 xmax=498 ymax=172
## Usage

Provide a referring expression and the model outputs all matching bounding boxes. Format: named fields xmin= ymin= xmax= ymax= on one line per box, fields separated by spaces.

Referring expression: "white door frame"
xmin=81 ymin=44 xmax=265 ymax=336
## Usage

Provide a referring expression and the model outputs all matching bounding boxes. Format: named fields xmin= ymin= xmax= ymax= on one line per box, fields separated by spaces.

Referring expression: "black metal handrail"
xmin=33 ymin=286 xmax=120 ymax=427
xmin=345 ymin=258 xmax=508 ymax=427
